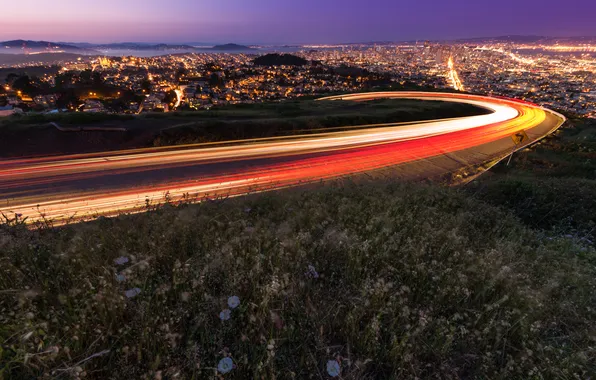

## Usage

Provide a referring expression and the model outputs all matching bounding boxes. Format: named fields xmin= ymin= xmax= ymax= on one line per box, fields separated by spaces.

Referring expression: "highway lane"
xmin=0 ymin=92 xmax=566 ymax=225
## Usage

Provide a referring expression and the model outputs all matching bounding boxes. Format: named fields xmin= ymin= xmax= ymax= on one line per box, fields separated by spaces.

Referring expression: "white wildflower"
xmin=125 ymin=288 xmax=141 ymax=298
xmin=219 ymin=309 xmax=231 ymax=321
xmin=326 ymin=360 xmax=341 ymax=377
xmin=306 ymin=265 xmax=319 ymax=279
xmin=227 ymin=296 xmax=240 ymax=309
xmin=218 ymin=357 xmax=234 ymax=374
xmin=114 ymin=256 xmax=129 ymax=265
xmin=267 ymin=339 xmax=275 ymax=350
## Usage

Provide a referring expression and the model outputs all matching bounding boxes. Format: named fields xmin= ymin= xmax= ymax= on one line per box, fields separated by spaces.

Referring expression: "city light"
xmin=447 ymin=56 xmax=465 ymax=92
xmin=1 ymin=40 xmax=594 ymax=116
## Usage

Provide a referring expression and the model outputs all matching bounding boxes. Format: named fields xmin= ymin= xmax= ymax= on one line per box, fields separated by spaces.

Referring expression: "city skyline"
xmin=1 ymin=0 xmax=595 ymax=44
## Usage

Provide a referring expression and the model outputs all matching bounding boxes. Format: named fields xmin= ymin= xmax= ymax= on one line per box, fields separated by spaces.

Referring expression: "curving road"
xmin=0 ymin=92 xmax=565 ymax=225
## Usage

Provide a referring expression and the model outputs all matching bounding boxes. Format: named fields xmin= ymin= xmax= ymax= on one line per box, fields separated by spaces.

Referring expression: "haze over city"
xmin=2 ymin=0 xmax=596 ymax=43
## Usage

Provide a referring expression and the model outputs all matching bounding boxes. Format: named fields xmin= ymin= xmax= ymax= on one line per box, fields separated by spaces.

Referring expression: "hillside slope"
xmin=1 ymin=180 xmax=594 ymax=378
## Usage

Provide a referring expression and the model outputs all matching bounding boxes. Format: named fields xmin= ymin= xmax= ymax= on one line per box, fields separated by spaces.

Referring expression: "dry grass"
xmin=1 ymin=181 xmax=595 ymax=379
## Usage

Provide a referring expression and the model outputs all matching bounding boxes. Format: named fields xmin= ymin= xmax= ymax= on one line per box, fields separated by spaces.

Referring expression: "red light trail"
xmin=0 ymin=92 xmax=565 ymax=225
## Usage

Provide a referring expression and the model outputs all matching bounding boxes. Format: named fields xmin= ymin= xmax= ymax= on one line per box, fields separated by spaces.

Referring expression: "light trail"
xmin=0 ymin=92 xmax=565 ymax=226
xmin=173 ymin=89 xmax=183 ymax=109
xmin=447 ymin=57 xmax=466 ymax=92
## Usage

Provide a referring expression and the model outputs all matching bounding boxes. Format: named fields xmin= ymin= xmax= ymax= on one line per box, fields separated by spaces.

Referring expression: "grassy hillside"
xmin=1 ymin=180 xmax=595 ymax=378
xmin=470 ymin=116 xmax=596 ymax=244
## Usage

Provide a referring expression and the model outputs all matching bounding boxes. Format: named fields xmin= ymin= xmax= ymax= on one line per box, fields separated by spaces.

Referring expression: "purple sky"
xmin=1 ymin=0 xmax=595 ymax=43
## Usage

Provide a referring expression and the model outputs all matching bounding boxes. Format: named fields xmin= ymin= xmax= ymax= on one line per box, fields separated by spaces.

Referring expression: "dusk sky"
xmin=1 ymin=0 xmax=595 ymax=44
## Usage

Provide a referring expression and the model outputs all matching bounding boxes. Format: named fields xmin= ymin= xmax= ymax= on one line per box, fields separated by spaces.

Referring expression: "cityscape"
xmin=2 ymin=39 xmax=596 ymax=117
xmin=1 ymin=0 xmax=596 ymax=379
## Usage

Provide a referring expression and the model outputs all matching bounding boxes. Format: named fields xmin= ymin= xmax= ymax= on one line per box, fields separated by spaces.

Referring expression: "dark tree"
xmin=5 ymin=73 xmax=19 ymax=85
xmin=80 ymin=69 xmax=93 ymax=85
xmin=104 ymin=98 xmax=127 ymax=113
xmin=253 ymin=54 xmax=308 ymax=67
xmin=55 ymin=89 xmax=80 ymax=109
xmin=209 ymin=73 xmax=224 ymax=89
xmin=141 ymin=79 xmax=152 ymax=93
xmin=163 ymin=90 xmax=178 ymax=108
xmin=55 ymin=72 xmax=74 ymax=89
xmin=175 ymin=68 xmax=187 ymax=82
xmin=92 ymin=72 xmax=103 ymax=86
xmin=12 ymin=75 xmax=40 ymax=94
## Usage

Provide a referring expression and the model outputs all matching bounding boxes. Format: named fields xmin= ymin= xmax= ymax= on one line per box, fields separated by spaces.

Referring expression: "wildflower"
xmin=326 ymin=360 xmax=341 ymax=377
xmin=114 ymin=256 xmax=129 ymax=265
xmin=115 ymin=274 xmax=126 ymax=283
xmin=125 ymin=288 xmax=141 ymax=298
xmin=218 ymin=357 xmax=234 ymax=374
xmin=267 ymin=339 xmax=276 ymax=358
xmin=228 ymin=296 xmax=240 ymax=309
xmin=306 ymin=265 xmax=319 ymax=279
xmin=219 ymin=309 xmax=231 ymax=321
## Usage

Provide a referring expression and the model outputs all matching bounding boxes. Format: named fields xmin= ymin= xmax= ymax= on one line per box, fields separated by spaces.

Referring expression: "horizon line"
xmin=2 ymin=34 xmax=596 ymax=46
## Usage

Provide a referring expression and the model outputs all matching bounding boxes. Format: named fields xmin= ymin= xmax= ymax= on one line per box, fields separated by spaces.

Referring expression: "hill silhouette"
xmin=253 ymin=53 xmax=308 ymax=66
xmin=210 ymin=43 xmax=254 ymax=51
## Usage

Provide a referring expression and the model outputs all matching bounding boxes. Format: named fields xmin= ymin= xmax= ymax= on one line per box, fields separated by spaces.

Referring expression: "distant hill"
xmin=210 ymin=43 xmax=255 ymax=51
xmin=1 ymin=40 xmax=96 ymax=53
xmin=1 ymin=41 xmax=198 ymax=53
xmin=2 ymin=40 xmax=81 ymax=49
xmin=253 ymin=53 xmax=308 ymax=66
